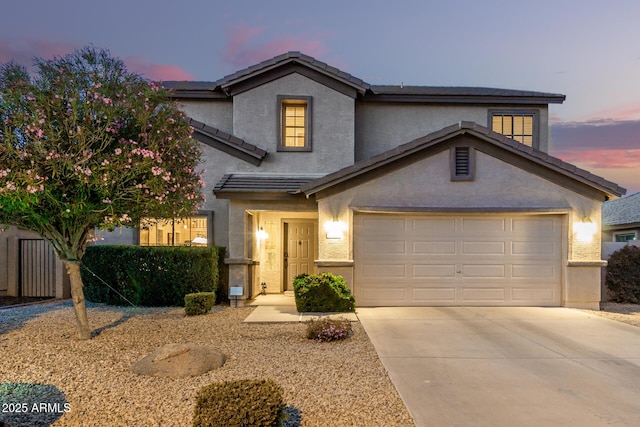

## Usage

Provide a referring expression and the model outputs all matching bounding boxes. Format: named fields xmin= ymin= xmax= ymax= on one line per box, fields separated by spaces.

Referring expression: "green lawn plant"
xmin=0 ymin=47 xmax=205 ymax=339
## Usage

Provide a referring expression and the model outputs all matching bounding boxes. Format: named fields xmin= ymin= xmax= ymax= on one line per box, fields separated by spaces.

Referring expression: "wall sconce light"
xmin=324 ymin=220 xmax=347 ymax=239
xmin=256 ymin=227 xmax=269 ymax=241
xmin=574 ymin=217 xmax=597 ymax=243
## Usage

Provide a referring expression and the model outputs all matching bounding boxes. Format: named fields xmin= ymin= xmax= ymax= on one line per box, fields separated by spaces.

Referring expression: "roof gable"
xmin=216 ymin=51 xmax=370 ymax=98
xmin=301 ymin=122 xmax=625 ymax=200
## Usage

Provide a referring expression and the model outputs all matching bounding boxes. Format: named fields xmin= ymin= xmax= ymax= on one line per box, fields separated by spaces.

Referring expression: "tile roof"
xmin=215 ymin=51 xmax=370 ymax=94
xmin=300 ymin=121 xmax=625 ymax=198
xmin=188 ymin=118 xmax=268 ymax=166
xmin=603 ymin=192 xmax=640 ymax=226
xmin=368 ymin=86 xmax=566 ymax=104
xmin=214 ymin=174 xmax=322 ymax=194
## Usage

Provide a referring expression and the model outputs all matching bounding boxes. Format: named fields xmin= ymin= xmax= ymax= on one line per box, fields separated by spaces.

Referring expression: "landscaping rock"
xmin=130 ymin=343 xmax=226 ymax=378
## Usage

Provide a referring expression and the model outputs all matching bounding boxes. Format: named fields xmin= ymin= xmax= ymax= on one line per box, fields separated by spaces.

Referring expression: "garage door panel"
xmin=512 ymin=241 xmax=557 ymax=256
xmin=413 ymin=264 xmax=456 ymax=278
xmin=360 ymin=287 xmax=407 ymax=303
xmin=359 ymin=263 xmax=406 ymax=278
xmin=413 ymin=288 xmax=456 ymax=302
xmin=462 ymin=264 xmax=505 ymax=278
xmin=512 ymin=217 xmax=558 ymax=235
xmin=355 ymin=214 xmax=562 ymax=307
xmin=512 ymin=287 xmax=556 ymax=302
xmin=511 ymin=264 xmax=556 ymax=279
xmin=462 ymin=241 xmax=505 ymax=255
xmin=462 ymin=288 xmax=506 ymax=301
xmin=362 ymin=240 xmax=406 ymax=255
xmin=413 ymin=241 xmax=456 ymax=255
xmin=412 ymin=218 xmax=456 ymax=234
xmin=461 ymin=218 xmax=506 ymax=233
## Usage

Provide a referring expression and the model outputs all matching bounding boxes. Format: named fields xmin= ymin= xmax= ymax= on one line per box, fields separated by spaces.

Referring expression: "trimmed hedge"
xmin=185 ymin=292 xmax=216 ymax=316
xmin=293 ymin=273 xmax=355 ymax=312
xmin=192 ymin=379 xmax=285 ymax=427
xmin=81 ymin=245 xmax=226 ymax=307
xmin=606 ymin=244 xmax=640 ymax=303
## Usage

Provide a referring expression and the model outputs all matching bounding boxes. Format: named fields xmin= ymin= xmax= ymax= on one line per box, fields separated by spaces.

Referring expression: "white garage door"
xmin=354 ymin=214 xmax=562 ymax=306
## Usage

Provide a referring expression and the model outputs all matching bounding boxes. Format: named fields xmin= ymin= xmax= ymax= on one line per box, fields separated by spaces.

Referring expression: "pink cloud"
xmin=123 ymin=56 xmax=194 ymax=81
xmin=0 ymin=39 xmax=78 ymax=67
xmin=0 ymin=39 xmax=193 ymax=81
xmin=221 ymin=23 xmax=329 ymax=69
xmin=552 ymin=148 xmax=640 ymax=169
xmin=584 ymin=104 xmax=640 ymax=122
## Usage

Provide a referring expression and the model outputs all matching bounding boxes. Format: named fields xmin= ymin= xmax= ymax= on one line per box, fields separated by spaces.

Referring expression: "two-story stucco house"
xmin=0 ymin=52 xmax=626 ymax=308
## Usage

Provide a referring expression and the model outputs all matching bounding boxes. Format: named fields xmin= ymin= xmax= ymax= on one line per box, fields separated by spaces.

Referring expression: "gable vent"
xmin=455 ymin=147 xmax=470 ymax=176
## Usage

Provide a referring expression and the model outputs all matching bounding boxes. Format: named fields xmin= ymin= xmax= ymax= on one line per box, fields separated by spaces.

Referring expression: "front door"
xmin=284 ymin=221 xmax=316 ymax=291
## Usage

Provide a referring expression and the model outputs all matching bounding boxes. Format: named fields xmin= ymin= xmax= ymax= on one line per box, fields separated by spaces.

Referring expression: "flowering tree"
xmin=0 ymin=47 xmax=205 ymax=339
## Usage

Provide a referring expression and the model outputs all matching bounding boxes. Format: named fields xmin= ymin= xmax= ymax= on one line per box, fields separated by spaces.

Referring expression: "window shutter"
xmin=455 ymin=147 xmax=470 ymax=176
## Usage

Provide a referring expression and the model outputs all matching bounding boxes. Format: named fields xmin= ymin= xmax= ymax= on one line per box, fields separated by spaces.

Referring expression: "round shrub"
xmin=192 ymin=379 xmax=285 ymax=427
xmin=293 ymin=273 xmax=355 ymax=312
xmin=606 ymin=245 xmax=640 ymax=303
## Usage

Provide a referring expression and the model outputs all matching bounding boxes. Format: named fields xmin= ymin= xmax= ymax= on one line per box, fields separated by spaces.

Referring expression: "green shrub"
xmin=293 ymin=273 xmax=355 ymax=313
xmin=306 ymin=317 xmax=354 ymax=342
xmin=606 ymin=245 xmax=640 ymax=303
xmin=185 ymin=292 xmax=216 ymax=316
xmin=192 ymin=379 xmax=285 ymax=427
xmin=81 ymin=245 xmax=226 ymax=307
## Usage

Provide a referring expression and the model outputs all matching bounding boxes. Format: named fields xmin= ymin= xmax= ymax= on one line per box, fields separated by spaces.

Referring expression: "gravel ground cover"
xmin=0 ymin=301 xmax=415 ymax=427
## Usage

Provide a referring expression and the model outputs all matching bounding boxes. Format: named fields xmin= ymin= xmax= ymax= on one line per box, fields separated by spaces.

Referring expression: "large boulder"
xmin=130 ymin=343 xmax=226 ymax=378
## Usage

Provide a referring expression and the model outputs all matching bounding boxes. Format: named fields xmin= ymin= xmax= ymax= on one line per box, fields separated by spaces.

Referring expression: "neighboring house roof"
xmin=189 ymin=118 xmax=268 ymax=166
xmin=300 ymin=121 xmax=625 ymax=199
xmin=603 ymin=192 xmax=640 ymax=226
xmin=214 ymin=174 xmax=322 ymax=199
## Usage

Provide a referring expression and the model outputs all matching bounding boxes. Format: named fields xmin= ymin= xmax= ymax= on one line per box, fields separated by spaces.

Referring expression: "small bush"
xmin=192 ymin=379 xmax=285 ymax=427
xmin=606 ymin=245 xmax=640 ymax=303
xmin=306 ymin=317 xmax=354 ymax=342
xmin=185 ymin=292 xmax=216 ymax=316
xmin=293 ymin=273 xmax=355 ymax=312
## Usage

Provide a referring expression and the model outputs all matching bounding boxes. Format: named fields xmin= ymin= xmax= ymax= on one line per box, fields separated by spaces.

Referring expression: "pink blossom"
xmin=114 ymin=148 xmax=122 ymax=155
xmin=152 ymin=166 xmax=163 ymax=176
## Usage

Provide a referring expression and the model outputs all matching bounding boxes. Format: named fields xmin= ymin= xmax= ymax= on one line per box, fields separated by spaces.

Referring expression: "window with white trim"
xmin=614 ymin=232 xmax=637 ymax=242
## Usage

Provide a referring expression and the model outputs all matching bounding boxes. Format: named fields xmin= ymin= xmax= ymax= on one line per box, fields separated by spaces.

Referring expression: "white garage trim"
xmin=354 ymin=213 xmax=562 ymax=306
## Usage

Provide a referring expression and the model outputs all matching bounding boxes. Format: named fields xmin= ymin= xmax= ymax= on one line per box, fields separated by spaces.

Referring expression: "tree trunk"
xmin=63 ymin=260 xmax=92 ymax=340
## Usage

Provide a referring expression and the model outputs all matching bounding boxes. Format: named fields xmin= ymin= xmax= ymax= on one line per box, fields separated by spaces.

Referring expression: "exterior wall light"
xmin=256 ymin=227 xmax=269 ymax=241
xmin=324 ymin=220 xmax=347 ymax=239
xmin=574 ymin=218 xmax=597 ymax=243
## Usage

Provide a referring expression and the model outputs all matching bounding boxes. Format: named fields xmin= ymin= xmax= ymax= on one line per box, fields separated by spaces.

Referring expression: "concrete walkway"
xmin=357 ymin=306 xmax=640 ymax=427
xmin=242 ymin=294 xmax=358 ymax=322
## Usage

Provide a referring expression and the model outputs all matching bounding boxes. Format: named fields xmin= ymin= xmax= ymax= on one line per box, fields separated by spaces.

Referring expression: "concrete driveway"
xmin=357 ymin=307 xmax=640 ymax=427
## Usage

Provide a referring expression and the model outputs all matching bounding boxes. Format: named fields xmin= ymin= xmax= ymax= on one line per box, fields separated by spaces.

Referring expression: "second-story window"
xmin=490 ymin=111 xmax=537 ymax=147
xmin=278 ymin=95 xmax=312 ymax=151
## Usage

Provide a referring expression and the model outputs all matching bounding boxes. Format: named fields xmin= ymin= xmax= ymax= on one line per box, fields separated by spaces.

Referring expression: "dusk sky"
xmin=1 ymin=0 xmax=638 ymax=195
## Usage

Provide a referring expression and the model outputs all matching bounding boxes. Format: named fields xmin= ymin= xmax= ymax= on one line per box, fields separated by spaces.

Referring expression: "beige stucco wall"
xmin=355 ymin=103 xmax=550 ymax=160
xmin=315 ymin=143 xmax=604 ymax=308
xmin=179 ymin=100 xmax=233 ymax=134
xmin=233 ymin=73 xmax=355 ymax=173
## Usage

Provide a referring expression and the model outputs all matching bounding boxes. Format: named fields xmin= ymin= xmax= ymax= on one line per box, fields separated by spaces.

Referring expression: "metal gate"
xmin=19 ymin=239 xmax=57 ymax=297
